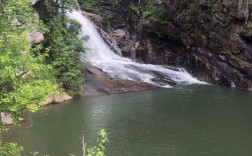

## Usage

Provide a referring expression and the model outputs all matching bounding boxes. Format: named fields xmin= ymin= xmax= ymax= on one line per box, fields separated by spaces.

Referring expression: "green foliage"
xmin=212 ymin=0 xmax=222 ymax=13
xmin=0 ymin=0 xmax=57 ymax=154
xmin=142 ymin=0 xmax=167 ymax=22
xmin=77 ymin=0 xmax=101 ymax=14
xmin=48 ymin=0 xmax=72 ymax=17
xmin=68 ymin=19 xmax=82 ymax=35
xmin=0 ymin=0 xmax=40 ymax=31
xmin=0 ymin=143 xmax=23 ymax=156
xmin=77 ymin=0 xmax=117 ymax=14
xmin=43 ymin=14 xmax=86 ymax=95
xmin=87 ymin=129 xmax=109 ymax=156
xmin=175 ymin=0 xmax=200 ymax=20
xmin=0 ymin=0 xmax=57 ymax=123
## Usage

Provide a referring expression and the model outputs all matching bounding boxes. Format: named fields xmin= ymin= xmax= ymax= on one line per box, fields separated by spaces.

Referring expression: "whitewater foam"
xmin=67 ymin=10 xmax=205 ymax=87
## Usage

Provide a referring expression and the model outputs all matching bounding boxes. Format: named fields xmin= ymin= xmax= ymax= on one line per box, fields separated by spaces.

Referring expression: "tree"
xmin=42 ymin=9 xmax=86 ymax=95
xmin=48 ymin=0 xmax=72 ymax=18
xmin=0 ymin=0 xmax=57 ymax=153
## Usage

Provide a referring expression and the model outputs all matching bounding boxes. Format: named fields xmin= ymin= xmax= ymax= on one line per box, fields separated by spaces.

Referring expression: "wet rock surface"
xmin=82 ymin=65 xmax=154 ymax=96
xmin=89 ymin=0 xmax=252 ymax=91
xmin=34 ymin=0 xmax=252 ymax=91
xmin=159 ymin=0 xmax=252 ymax=90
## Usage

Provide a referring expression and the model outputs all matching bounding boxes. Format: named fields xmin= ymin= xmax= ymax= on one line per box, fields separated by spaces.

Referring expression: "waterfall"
xmin=96 ymin=27 xmax=122 ymax=56
xmin=67 ymin=10 xmax=205 ymax=88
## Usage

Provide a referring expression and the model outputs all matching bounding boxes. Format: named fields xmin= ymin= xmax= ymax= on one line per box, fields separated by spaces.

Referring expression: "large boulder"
xmin=39 ymin=92 xmax=73 ymax=106
xmin=1 ymin=113 xmax=24 ymax=125
xmin=29 ymin=32 xmax=44 ymax=43
xmin=30 ymin=0 xmax=45 ymax=44
xmin=52 ymin=92 xmax=73 ymax=104
xmin=82 ymin=65 xmax=154 ymax=96
xmin=1 ymin=113 xmax=13 ymax=125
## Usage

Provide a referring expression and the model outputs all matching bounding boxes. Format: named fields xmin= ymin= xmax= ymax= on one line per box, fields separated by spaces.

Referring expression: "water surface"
xmin=5 ymin=85 xmax=252 ymax=156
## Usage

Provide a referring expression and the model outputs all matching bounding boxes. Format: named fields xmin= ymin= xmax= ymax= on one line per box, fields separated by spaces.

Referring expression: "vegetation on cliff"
xmin=0 ymin=0 xmax=86 ymax=154
xmin=77 ymin=0 xmax=101 ymax=14
xmin=40 ymin=0 xmax=86 ymax=96
xmin=77 ymin=0 xmax=252 ymax=90
xmin=42 ymin=17 xmax=85 ymax=95
xmin=142 ymin=0 xmax=167 ymax=22
xmin=0 ymin=0 xmax=57 ymax=154
xmin=77 ymin=0 xmax=167 ymax=23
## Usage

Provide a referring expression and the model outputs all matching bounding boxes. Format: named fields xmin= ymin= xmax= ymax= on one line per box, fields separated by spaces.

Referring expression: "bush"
xmin=0 ymin=143 xmax=23 ymax=156
xmin=43 ymin=15 xmax=86 ymax=95
xmin=86 ymin=129 xmax=109 ymax=156
xmin=143 ymin=0 xmax=167 ymax=22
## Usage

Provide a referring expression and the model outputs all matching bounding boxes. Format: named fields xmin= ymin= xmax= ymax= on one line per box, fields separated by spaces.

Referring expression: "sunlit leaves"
xmin=86 ymin=129 xmax=108 ymax=156
xmin=0 ymin=143 xmax=23 ymax=156
xmin=0 ymin=0 xmax=57 ymax=124
xmin=43 ymin=14 xmax=85 ymax=95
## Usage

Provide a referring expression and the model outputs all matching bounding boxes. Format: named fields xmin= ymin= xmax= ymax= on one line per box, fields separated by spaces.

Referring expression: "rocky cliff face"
xmin=159 ymin=0 xmax=252 ymax=90
xmin=89 ymin=0 xmax=252 ymax=90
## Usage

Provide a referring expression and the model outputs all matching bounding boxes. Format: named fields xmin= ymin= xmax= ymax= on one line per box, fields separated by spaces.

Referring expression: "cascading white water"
xmin=96 ymin=27 xmax=122 ymax=56
xmin=67 ymin=10 xmax=205 ymax=88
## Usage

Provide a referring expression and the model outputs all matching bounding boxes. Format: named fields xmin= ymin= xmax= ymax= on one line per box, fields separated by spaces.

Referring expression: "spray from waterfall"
xmin=67 ymin=10 xmax=206 ymax=87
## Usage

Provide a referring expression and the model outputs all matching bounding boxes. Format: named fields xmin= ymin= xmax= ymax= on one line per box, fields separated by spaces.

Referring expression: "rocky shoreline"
xmin=40 ymin=65 xmax=154 ymax=106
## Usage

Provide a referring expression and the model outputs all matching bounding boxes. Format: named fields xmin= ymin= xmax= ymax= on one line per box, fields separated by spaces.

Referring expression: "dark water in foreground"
xmin=4 ymin=85 xmax=252 ymax=156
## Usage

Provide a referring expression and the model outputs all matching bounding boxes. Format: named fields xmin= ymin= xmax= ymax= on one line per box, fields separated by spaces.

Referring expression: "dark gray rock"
xmin=94 ymin=0 xmax=252 ymax=91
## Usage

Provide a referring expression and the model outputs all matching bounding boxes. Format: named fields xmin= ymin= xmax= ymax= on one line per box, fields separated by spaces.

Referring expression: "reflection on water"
xmin=4 ymin=85 xmax=252 ymax=156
